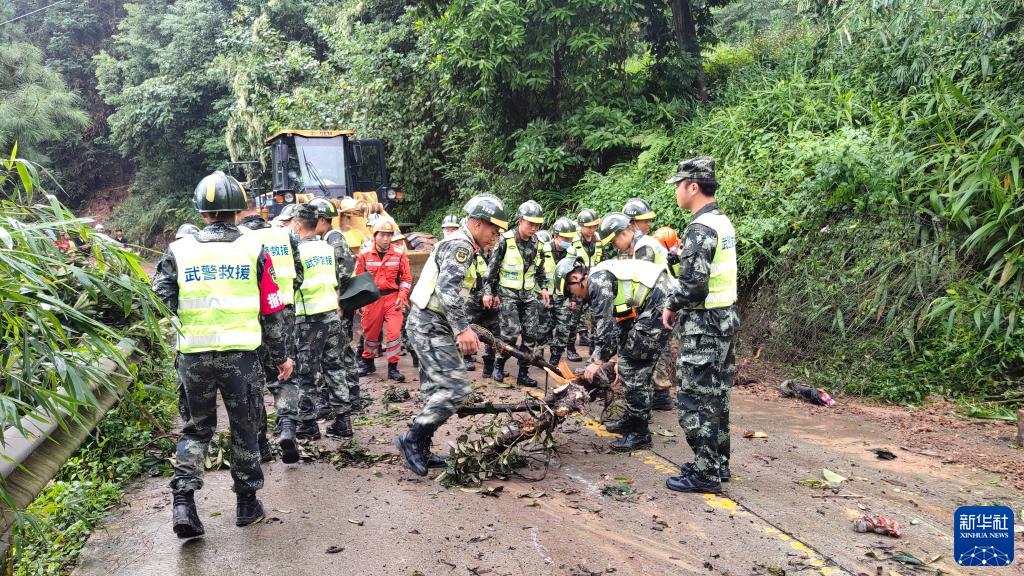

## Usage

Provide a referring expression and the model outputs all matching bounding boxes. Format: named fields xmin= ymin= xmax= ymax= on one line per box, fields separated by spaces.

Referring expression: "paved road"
xmin=73 ymin=352 xmax=1023 ymax=576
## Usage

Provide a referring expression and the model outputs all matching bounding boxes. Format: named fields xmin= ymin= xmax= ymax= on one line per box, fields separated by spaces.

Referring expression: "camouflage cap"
xmin=665 ymin=156 xmax=716 ymax=184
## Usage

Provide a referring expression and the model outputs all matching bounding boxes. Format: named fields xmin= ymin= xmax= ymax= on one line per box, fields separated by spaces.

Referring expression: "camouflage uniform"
xmin=667 ymin=202 xmax=741 ymax=482
xmin=152 ymin=222 xmax=290 ymax=495
xmin=322 ymin=229 xmax=357 ymax=411
xmin=588 ymin=267 xmax=674 ymax=423
xmin=569 ymin=235 xmax=602 ymax=346
xmin=466 ymin=251 xmax=499 ymax=373
xmin=546 ymin=245 xmax=577 ymax=353
xmin=484 ymin=230 xmax=547 ymax=365
xmin=409 ymin=227 xmax=479 ymax=426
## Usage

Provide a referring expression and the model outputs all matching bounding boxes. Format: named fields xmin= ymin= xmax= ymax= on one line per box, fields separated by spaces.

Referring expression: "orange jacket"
xmin=355 ymin=246 xmax=412 ymax=301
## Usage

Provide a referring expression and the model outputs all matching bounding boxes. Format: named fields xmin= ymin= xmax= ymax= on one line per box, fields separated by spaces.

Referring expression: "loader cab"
xmin=262 ymin=130 xmax=395 ymax=218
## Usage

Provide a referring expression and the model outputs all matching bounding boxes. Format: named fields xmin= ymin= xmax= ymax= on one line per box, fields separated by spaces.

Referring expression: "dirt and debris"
xmin=853 ymin=515 xmax=901 ymax=538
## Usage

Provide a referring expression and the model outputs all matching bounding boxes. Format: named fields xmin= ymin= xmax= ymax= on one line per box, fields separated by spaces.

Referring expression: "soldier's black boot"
xmin=464 ymin=355 xmax=476 ymax=371
xmin=172 ymin=491 xmax=204 ymax=538
xmin=666 ymin=469 xmax=721 ymax=494
xmin=387 ymin=363 xmax=406 ymax=382
xmin=651 ymin=387 xmax=673 ymax=411
xmin=516 ymin=365 xmax=538 ymax=387
xmin=357 ymin=357 xmax=375 ymax=377
xmin=482 ymin=354 xmax=495 ymax=378
xmin=296 ymin=419 xmax=321 ymax=440
xmin=719 ymin=463 xmax=732 ymax=483
xmin=325 ymin=413 xmax=353 ymax=438
xmin=258 ymin=432 xmax=273 ymax=463
xmin=395 ymin=423 xmax=433 ymax=476
xmin=492 ymin=358 xmax=508 ymax=383
xmin=426 ymin=452 xmax=448 ymax=469
xmin=278 ymin=417 xmax=300 ymax=464
xmin=603 ymin=417 xmax=631 ymax=434
xmin=549 ymin=348 xmax=562 ymax=365
xmin=577 ymin=330 xmax=591 ymax=352
xmin=611 ymin=420 xmax=652 ymax=452
xmin=565 ymin=342 xmax=582 ymax=362
xmin=235 ymin=490 xmax=265 ymax=527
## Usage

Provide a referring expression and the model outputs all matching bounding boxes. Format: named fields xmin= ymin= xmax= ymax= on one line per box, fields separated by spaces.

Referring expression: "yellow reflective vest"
xmin=498 ymin=231 xmax=543 ymax=291
xmin=591 ymin=259 xmax=672 ymax=321
xmin=630 ymin=233 xmax=668 ymax=267
xmin=410 ymin=234 xmax=478 ymax=313
xmin=245 ymin=226 xmax=297 ymax=305
xmin=537 ymin=241 xmax=557 ymax=294
xmin=691 ymin=211 xmax=738 ymax=309
xmin=295 ymin=239 xmax=338 ymax=316
xmin=172 ymin=234 xmax=263 ymax=353
xmin=571 ymin=233 xmax=603 ymax=267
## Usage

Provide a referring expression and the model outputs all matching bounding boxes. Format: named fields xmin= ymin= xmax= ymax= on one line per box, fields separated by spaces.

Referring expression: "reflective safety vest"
xmin=410 ymin=232 xmax=478 ymax=314
xmin=245 ymin=226 xmax=297 ymax=305
xmin=295 ymin=239 xmax=338 ymax=316
xmin=498 ymin=231 xmax=543 ymax=291
xmin=172 ymin=234 xmax=263 ymax=353
xmin=630 ymin=233 xmax=668 ymax=267
xmin=571 ymin=234 xmax=603 ymax=267
xmin=537 ymin=242 xmax=557 ymax=294
xmin=472 ymin=252 xmax=489 ymax=293
xmin=591 ymin=259 xmax=672 ymax=322
xmin=691 ymin=211 xmax=738 ymax=309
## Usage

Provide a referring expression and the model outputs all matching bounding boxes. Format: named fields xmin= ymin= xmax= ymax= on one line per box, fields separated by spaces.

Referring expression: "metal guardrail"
xmin=0 ymin=339 xmax=137 ymax=553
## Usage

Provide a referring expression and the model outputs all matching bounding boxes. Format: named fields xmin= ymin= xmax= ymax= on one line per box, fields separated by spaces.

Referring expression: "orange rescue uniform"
xmin=356 ymin=245 xmax=412 ymax=364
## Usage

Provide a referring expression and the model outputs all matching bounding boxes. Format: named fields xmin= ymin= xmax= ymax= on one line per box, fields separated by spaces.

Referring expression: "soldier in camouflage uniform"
xmin=395 ymin=195 xmax=508 ymax=477
xmin=483 ymin=200 xmax=550 ymax=386
xmin=238 ymin=200 xmax=303 ymax=462
xmin=556 ymin=254 xmax=676 ymax=451
xmin=319 ymin=203 xmax=358 ymax=414
xmin=568 ymin=208 xmax=604 ymax=356
xmin=662 ymin=157 xmax=740 ymax=494
xmin=152 ymin=171 xmax=294 ymax=538
xmin=465 ymin=243 xmax=500 ymax=375
xmin=284 ymin=201 xmax=354 ymax=445
xmin=546 ymin=217 xmax=579 ymax=363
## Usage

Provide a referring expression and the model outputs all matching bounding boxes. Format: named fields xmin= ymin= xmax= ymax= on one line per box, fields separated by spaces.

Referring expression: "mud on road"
xmin=74 ymin=352 xmax=1023 ymax=576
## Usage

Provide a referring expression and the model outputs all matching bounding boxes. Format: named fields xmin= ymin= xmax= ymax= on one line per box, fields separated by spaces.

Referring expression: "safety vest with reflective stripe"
xmin=410 ymin=232 xmax=478 ymax=313
xmin=498 ymin=231 xmax=543 ymax=291
xmin=691 ymin=211 xmax=738 ymax=309
xmin=295 ymin=239 xmax=338 ymax=316
xmin=591 ymin=259 xmax=670 ymax=321
xmin=571 ymin=234 xmax=603 ymax=267
xmin=172 ymin=235 xmax=263 ymax=353
xmin=630 ymin=233 xmax=668 ymax=266
xmin=245 ymin=226 xmax=297 ymax=305
xmin=537 ymin=242 xmax=557 ymax=294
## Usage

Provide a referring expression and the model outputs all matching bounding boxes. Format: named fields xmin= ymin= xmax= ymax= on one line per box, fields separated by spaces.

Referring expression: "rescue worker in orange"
xmin=356 ymin=219 xmax=413 ymax=382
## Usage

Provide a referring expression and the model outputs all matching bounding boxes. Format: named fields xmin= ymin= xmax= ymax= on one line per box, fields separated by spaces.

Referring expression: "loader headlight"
xmin=284 ymin=193 xmax=295 ymax=203
xmin=386 ymin=188 xmax=398 ymax=200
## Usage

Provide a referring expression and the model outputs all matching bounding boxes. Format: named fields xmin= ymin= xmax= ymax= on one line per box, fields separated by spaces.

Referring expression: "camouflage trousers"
xmin=676 ymin=333 xmax=737 ymax=481
xmin=281 ymin=313 xmax=350 ymax=423
xmin=617 ymin=297 xmax=672 ymax=422
xmin=467 ymin=296 xmax=499 ymax=364
xmin=257 ymin=305 xmax=295 ymax=440
xmin=408 ymin=308 xmax=471 ymax=428
xmin=549 ymin=296 xmax=578 ymax=351
xmin=652 ymin=321 xmax=681 ymax=391
xmin=171 ymin=351 xmax=263 ymax=495
xmin=496 ymin=287 xmax=542 ymax=361
xmin=317 ymin=310 xmax=358 ymax=410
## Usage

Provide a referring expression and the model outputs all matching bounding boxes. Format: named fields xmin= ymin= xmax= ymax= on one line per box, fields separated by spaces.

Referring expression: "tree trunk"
xmin=669 ymin=0 xmax=709 ymax=102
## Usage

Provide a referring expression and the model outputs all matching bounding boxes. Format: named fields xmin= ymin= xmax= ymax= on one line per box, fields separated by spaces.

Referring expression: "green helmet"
xmin=175 ymin=223 xmax=200 ymax=239
xmin=597 ymin=212 xmax=632 ymax=246
xmin=554 ymin=255 xmax=587 ymax=296
xmin=463 ymin=194 xmax=509 ymax=230
xmin=535 ymin=230 xmax=551 ymax=244
xmin=577 ymin=208 xmax=599 ymax=227
xmin=308 ymin=197 xmax=338 ymax=220
xmin=193 ymin=171 xmax=247 ymax=213
xmin=517 ymin=200 xmax=545 ymax=225
xmin=622 ymin=198 xmax=656 ymax=221
xmin=273 ymin=203 xmax=299 ymax=223
xmin=441 ymin=214 xmax=460 ymax=229
xmin=552 ymin=217 xmax=577 ymax=239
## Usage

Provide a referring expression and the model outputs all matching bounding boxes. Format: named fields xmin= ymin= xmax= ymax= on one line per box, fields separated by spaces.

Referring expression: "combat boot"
xmin=426 ymin=454 xmax=448 ymax=468
xmin=492 ymin=358 xmax=508 ymax=383
xmin=565 ymin=342 xmax=582 ymax=362
xmin=666 ymin=469 xmax=721 ymax=494
xmin=394 ymin=423 xmax=434 ymax=476
xmin=577 ymin=330 xmax=591 ymax=351
xmin=611 ymin=420 xmax=652 ymax=452
xmin=357 ymin=357 xmax=376 ymax=377
xmin=172 ymin=491 xmax=205 ymax=539
xmin=549 ymin=348 xmax=562 ymax=365
xmin=388 ymin=363 xmax=406 ymax=382
xmin=278 ymin=417 xmax=300 ymax=464
xmin=516 ymin=365 xmax=538 ymax=387
xmin=680 ymin=462 xmax=731 ymax=483
xmin=325 ymin=413 xmax=353 ymax=438
xmin=651 ymin=387 xmax=673 ymax=411
xmin=258 ymin=432 xmax=273 ymax=463
xmin=295 ymin=419 xmax=321 ymax=440
xmin=235 ymin=490 xmax=265 ymax=526
xmin=481 ymin=354 xmax=495 ymax=378
xmin=464 ymin=355 xmax=476 ymax=371
xmin=602 ymin=417 xmax=631 ymax=434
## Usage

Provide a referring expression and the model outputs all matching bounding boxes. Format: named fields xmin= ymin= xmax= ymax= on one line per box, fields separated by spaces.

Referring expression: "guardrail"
xmin=0 ymin=339 xmax=137 ymax=554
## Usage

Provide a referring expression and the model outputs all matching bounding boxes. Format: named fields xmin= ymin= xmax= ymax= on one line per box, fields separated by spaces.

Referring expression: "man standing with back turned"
xmin=661 ymin=157 xmax=740 ymax=494
xmin=153 ymin=171 xmax=293 ymax=537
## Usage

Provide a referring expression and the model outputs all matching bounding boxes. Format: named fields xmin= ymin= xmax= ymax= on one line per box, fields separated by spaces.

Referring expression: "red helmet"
xmin=653 ymin=226 xmax=679 ymax=250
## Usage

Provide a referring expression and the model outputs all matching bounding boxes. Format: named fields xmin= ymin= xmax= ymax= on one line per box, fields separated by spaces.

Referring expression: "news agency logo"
xmin=954 ymin=506 xmax=1014 ymax=567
